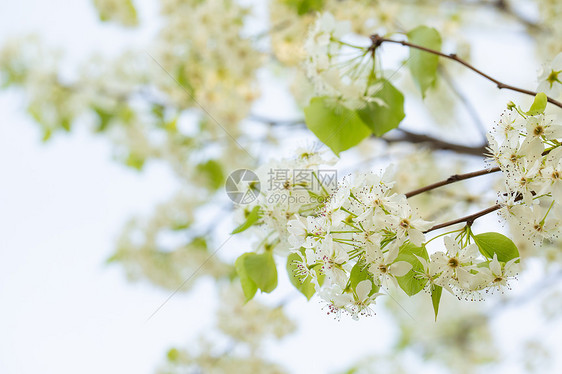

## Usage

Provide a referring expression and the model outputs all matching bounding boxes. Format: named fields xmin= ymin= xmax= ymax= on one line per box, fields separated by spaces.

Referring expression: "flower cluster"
xmin=155 ymin=0 xmax=262 ymax=128
xmin=287 ymin=169 xmax=433 ymax=319
xmin=487 ymin=108 xmax=562 ymax=244
xmin=287 ymin=163 xmax=525 ymax=318
xmin=233 ymin=149 xmax=337 ymax=255
xmin=111 ymin=193 xmax=232 ymax=290
xmin=417 ymin=236 xmax=520 ymax=299
xmin=537 ymin=52 xmax=562 ymax=99
xmin=303 ymin=12 xmax=382 ymax=110
xmin=216 ymin=284 xmax=296 ymax=349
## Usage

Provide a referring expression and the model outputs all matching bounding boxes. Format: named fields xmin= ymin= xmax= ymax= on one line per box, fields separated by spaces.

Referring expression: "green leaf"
xmin=395 ymin=242 xmax=429 ymax=296
xmin=164 ymin=117 xmax=178 ymax=133
xmin=235 ymin=253 xmax=258 ymax=301
xmin=94 ymin=0 xmax=138 ymax=26
xmin=356 ymin=79 xmax=405 ymax=136
xmin=473 ymin=232 xmax=519 ymax=262
xmin=286 ymin=250 xmax=325 ymax=300
xmin=283 ymin=0 xmax=325 ymax=14
xmin=151 ymin=104 xmax=165 ymax=121
xmin=243 ymin=252 xmax=278 ymax=293
xmin=171 ymin=222 xmax=190 ymax=231
xmin=167 ymin=348 xmax=180 ymax=362
xmin=349 ymin=260 xmax=379 ymax=296
xmin=61 ymin=117 xmax=71 ymax=132
xmin=125 ymin=153 xmax=145 ymax=171
xmin=93 ymin=106 xmax=114 ymax=132
xmin=176 ymin=65 xmax=195 ymax=97
xmin=41 ymin=128 xmax=52 ymax=142
xmin=407 ymin=26 xmax=442 ymax=97
xmin=231 ymin=205 xmax=261 ymax=234
xmin=431 ymin=285 xmax=442 ymax=321
xmin=304 ymin=96 xmax=372 ymax=156
xmin=196 ymin=159 xmax=224 ymax=190
xmin=526 ymin=92 xmax=548 ymax=115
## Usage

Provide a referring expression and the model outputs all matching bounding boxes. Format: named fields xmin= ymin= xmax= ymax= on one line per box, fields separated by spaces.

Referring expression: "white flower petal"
xmin=389 ymin=261 xmax=412 ymax=277
xmin=355 ymin=280 xmax=372 ymax=301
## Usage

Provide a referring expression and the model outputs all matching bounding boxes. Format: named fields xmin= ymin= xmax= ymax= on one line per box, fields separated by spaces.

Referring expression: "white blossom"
xmin=537 ymin=52 xmax=562 ymax=98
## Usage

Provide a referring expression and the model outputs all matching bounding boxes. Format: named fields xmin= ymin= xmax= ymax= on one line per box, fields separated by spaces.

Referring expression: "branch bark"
xmin=424 ymin=203 xmax=502 ymax=233
xmin=384 ymin=128 xmax=489 ymax=157
xmin=405 ymin=166 xmax=501 ymax=198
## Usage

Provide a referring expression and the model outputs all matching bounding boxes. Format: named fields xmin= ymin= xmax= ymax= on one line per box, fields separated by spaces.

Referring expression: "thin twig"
xmin=248 ymin=115 xmax=304 ymax=127
xmin=249 ymin=116 xmax=489 ymax=156
xmin=390 ymin=0 xmax=543 ymax=31
xmin=405 ymin=166 xmax=501 ymax=198
xmin=386 ymin=128 xmax=488 ymax=156
xmin=424 ymin=203 xmax=502 ymax=233
xmin=487 ymin=0 xmax=543 ymax=32
xmin=369 ymin=35 xmax=562 ymax=109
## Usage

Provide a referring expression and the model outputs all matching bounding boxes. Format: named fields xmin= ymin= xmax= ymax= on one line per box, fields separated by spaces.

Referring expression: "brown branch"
xmin=424 ymin=203 xmax=502 ymax=233
xmin=249 ymin=116 xmax=489 ymax=156
xmin=390 ymin=0 xmax=543 ymax=32
xmin=406 ymin=166 xmax=501 ymax=198
xmin=423 ymin=190 xmax=526 ymax=233
xmin=488 ymin=0 xmax=543 ymax=32
xmin=384 ymin=128 xmax=488 ymax=156
xmin=369 ymin=34 xmax=562 ymax=109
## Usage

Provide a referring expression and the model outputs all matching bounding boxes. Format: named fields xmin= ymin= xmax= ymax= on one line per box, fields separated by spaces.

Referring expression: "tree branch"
xmin=424 ymin=203 xmax=502 ymax=233
xmin=249 ymin=115 xmax=489 ymax=156
xmin=384 ymin=128 xmax=488 ymax=157
xmin=405 ymin=166 xmax=501 ymax=198
xmin=487 ymin=0 xmax=543 ymax=32
xmin=370 ymin=34 xmax=562 ymax=109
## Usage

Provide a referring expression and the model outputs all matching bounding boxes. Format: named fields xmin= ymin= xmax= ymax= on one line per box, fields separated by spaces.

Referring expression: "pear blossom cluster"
xmin=287 ymin=170 xmax=433 ymax=319
xmin=233 ymin=149 xmax=337 ymax=255
xmin=417 ymin=237 xmax=520 ymax=300
xmin=537 ymin=52 xmax=562 ymax=99
xmin=487 ymin=108 xmax=562 ymax=244
xmin=303 ymin=12 xmax=383 ymax=110
xmin=286 ymin=166 xmax=524 ymax=318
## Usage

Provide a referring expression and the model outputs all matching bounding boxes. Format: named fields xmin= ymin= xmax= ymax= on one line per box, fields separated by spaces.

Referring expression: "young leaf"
xmin=356 ymin=79 xmax=405 ymax=136
xmin=349 ymin=260 xmax=379 ymax=296
xmin=196 ymin=159 xmax=224 ymax=190
xmin=283 ymin=0 xmax=325 ymax=15
xmin=304 ymin=96 xmax=371 ymax=156
xmin=125 ymin=153 xmax=145 ymax=171
xmin=94 ymin=0 xmax=138 ymax=26
xmin=526 ymin=92 xmax=547 ymax=115
xmin=473 ymin=232 xmax=519 ymax=262
xmin=231 ymin=205 xmax=261 ymax=234
xmin=243 ymin=252 xmax=278 ymax=293
xmin=431 ymin=285 xmax=442 ymax=321
xmin=286 ymin=250 xmax=325 ymax=300
xmin=395 ymin=242 xmax=429 ymax=296
xmin=407 ymin=26 xmax=442 ymax=98
xmin=235 ymin=253 xmax=258 ymax=301
xmin=93 ymin=106 xmax=114 ymax=132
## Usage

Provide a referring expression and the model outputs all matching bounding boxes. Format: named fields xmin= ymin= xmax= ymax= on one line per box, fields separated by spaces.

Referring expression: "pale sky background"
xmin=0 ymin=1 xmax=561 ymax=373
